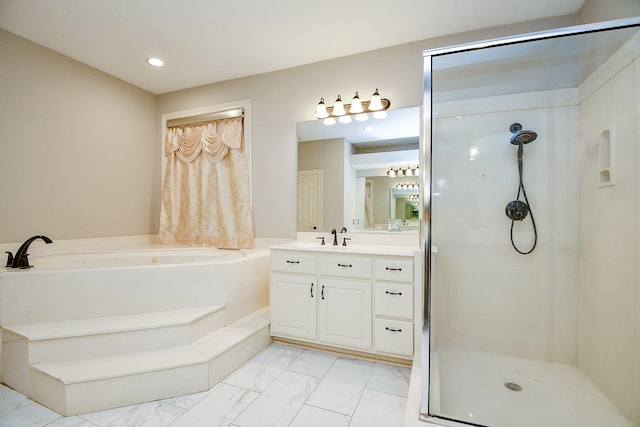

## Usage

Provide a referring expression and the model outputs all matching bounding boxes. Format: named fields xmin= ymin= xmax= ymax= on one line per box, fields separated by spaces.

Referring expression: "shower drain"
xmin=504 ymin=382 xmax=522 ymax=392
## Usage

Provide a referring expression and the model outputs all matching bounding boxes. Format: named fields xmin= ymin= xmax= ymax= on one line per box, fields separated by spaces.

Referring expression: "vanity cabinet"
xmin=270 ymin=245 xmax=416 ymax=360
xmin=270 ymin=251 xmax=318 ymax=340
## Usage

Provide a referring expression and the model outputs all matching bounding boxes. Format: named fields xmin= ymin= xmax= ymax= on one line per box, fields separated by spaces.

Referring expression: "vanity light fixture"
xmin=314 ymin=89 xmax=390 ymax=125
xmin=396 ymin=183 xmax=419 ymax=189
xmin=387 ymin=166 xmax=419 ymax=177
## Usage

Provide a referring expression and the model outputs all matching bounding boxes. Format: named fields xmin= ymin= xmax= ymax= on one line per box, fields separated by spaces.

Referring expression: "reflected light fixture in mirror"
xmin=387 ymin=166 xmax=419 ymax=177
xmin=314 ymin=89 xmax=390 ymax=125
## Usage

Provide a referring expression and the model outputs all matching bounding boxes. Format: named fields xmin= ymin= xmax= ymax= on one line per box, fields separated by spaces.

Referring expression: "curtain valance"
xmin=165 ymin=116 xmax=243 ymax=164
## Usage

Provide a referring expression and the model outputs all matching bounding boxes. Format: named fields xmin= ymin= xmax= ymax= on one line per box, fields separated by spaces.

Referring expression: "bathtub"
xmin=0 ymin=237 xmax=274 ymax=326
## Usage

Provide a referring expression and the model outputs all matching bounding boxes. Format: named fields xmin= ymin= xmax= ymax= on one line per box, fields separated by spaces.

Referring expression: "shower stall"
xmin=421 ymin=18 xmax=640 ymax=427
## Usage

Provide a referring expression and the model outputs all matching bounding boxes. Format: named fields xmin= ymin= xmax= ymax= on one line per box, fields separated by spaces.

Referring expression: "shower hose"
xmin=510 ymin=143 xmax=538 ymax=254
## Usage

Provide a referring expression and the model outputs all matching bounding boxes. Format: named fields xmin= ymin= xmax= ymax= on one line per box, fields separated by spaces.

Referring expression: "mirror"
xmin=297 ymin=106 xmax=420 ymax=233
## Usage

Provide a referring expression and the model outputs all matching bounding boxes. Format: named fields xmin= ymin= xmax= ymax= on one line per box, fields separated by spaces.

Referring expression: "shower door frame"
xmin=420 ymin=16 xmax=640 ymax=426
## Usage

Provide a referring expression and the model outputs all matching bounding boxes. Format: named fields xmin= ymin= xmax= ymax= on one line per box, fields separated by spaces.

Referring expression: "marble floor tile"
xmin=366 ymin=362 xmax=412 ymax=397
xmin=103 ymin=401 xmax=185 ymax=427
xmin=306 ymin=357 xmax=374 ymax=416
xmin=169 ymin=383 xmax=258 ymax=427
xmin=78 ymin=404 xmax=140 ymax=427
xmin=0 ymin=399 xmax=59 ymax=427
xmin=0 ymin=344 xmax=414 ymax=427
xmin=288 ymin=404 xmax=350 ymax=427
xmin=286 ymin=349 xmax=337 ymax=378
xmin=44 ymin=416 xmax=100 ymax=426
xmin=158 ymin=388 xmax=211 ymax=411
xmin=224 ymin=343 xmax=302 ymax=392
xmin=0 ymin=384 xmax=31 ymax=417
xmin=349 ymin=389 xmax=407 ymax=427
xmin=232 ymin=371 xmax=320 ymax=427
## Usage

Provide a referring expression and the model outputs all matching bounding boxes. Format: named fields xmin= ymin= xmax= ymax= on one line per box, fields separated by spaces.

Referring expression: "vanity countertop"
xmin=270 ymin=241 xmax=420 ymax=257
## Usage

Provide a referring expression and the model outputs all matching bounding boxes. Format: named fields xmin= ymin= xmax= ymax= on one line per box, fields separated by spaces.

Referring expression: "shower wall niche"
xmin=424 ymin=22 xmax=640 ymax=427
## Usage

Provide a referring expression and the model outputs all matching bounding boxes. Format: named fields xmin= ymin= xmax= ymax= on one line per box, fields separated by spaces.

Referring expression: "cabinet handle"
xmin=337 ymin=263 xmax=352 ymax=268
xmin=321 ymin=285 xmax=325 ymax=300
xmin=385 ymin=267 xmax=402 ymax=271
xmin=286 ymin=260 xmax=300 ymax=264
xmin=385 ymin=291 xmax=402 ymax=296
xmin=310 ymin=283 xmax=314 ymax=298
xmin=385 ymin=327 xmax=403 ymax=333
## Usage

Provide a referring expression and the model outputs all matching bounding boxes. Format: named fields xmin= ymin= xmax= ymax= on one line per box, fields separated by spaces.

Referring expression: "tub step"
xmin=1 ymin=305 xmax=227 ymax=394
xmin=28 ymin=307 xmax=271 ymax=416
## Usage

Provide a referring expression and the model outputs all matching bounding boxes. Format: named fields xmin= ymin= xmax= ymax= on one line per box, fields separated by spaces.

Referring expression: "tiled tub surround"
xmin=0 ymin=235 xmax=281 ymax=416
xmin=0 ymin=343 xmax=412 ymax=427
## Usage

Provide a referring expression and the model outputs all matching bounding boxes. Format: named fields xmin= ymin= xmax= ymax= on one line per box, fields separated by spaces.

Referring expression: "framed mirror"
xmin=297 ymin=106 xmax=420 ymax=233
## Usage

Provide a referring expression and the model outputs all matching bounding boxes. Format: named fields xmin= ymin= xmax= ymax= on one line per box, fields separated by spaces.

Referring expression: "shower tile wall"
xmin=578 ymin=31 xmax=640 ymax=425
xmin=431 ymin=89 xmax=580 ymax=363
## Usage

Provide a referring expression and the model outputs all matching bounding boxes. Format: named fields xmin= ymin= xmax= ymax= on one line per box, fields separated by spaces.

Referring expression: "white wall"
xmin=578 ymin=31 xmax=640 ymax=425
xmin=2 ymin=7 xmax=636 ymax=243
xmin=431 ymin=90 xmax=580 ymax=363
xmin=0 ymin=29 xmax=160 ymax=244
xmin=157 ymin=16 xmax=577 ymax=239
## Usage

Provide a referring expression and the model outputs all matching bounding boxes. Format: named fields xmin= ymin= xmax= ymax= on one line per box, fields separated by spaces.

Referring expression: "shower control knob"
xmin=505 ymin=200 xmax=529 ymax=221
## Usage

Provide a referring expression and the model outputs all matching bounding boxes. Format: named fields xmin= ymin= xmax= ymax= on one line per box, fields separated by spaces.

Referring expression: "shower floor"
xmin=430 ymin=346 xmax=633 ymax=427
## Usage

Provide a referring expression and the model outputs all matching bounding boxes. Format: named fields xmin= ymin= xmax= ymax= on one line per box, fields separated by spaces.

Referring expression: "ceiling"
xmin=0 ymin=0 xmax=586 ymax=94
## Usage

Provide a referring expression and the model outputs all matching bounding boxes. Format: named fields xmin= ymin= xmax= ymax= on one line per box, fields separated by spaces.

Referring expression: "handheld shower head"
xmin=509 ymin=123 xmax=537 ymax=145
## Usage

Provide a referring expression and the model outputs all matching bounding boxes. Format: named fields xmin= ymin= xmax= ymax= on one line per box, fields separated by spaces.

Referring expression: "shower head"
xmin=509 ymin=123 xmax=537 ymax=145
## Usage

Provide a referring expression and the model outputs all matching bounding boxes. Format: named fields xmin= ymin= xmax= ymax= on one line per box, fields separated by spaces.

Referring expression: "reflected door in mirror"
xmin=297 ymin=169 xmax=323 ymax=232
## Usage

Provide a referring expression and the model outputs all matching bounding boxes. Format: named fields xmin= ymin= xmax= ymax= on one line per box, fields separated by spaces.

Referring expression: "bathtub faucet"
xmin=9 ymin=235 xmax=53 ymax=269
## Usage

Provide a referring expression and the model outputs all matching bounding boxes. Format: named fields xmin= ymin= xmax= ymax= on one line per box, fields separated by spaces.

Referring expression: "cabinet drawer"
xmin=271 ymin=251 xmax=317 ymax=274
xmin=374 ymin=258 xmax=413 ymax=283
xmin=374 ymin=318 xmax=413 ymax=357
xmin=374 ymin=283 xmax=413 ymax=319
xmin=319 ymin=255 xmax=371 ymax=279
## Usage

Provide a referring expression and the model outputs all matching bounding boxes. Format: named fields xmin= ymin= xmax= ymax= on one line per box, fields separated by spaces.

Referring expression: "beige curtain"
xmin=159 ymin=116 xmax=254 ymax=249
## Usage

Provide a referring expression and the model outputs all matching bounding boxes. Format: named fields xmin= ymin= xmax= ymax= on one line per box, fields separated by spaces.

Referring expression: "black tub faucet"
xmin=10 ymin=235 xmax=53 ymax=269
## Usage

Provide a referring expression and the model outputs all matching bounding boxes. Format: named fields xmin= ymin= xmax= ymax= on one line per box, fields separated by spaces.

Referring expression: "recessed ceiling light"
xmin=146 ymin=57 xmax=165 ymax=67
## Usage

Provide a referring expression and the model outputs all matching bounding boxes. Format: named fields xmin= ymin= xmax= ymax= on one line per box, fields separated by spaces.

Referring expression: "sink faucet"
xmin=9 ymin=235 xmax=53 ymax=269
xmin=331 ymin=228 xmax=338 ymax=246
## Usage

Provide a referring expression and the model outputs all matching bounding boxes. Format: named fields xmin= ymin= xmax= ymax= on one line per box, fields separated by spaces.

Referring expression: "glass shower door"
xmin=424 ymin=20 xmax=640 ymax=427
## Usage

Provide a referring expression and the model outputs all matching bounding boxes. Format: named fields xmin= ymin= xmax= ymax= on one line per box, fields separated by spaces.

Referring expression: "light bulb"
xmin=349 ymin=92 xmax=364 ymax=114
xmin=387 ymin=169 xmax=396 ymax=177
xmin=315 ymin=97 xmax=328 ymax=119
xmin=368 ymin=88 xmax=383 ymax=111
xmin=355 ymin=113 xmax=368 ymax=122
xmin=332 ymin=95 xmax=346 ymax=116
xmin=146 ymin=57 xmax=165 ymax=67
xmin=323 ymin=117 xmax=336 ymax=125
xmin=338 ymin=115 xmax=352 ymax=124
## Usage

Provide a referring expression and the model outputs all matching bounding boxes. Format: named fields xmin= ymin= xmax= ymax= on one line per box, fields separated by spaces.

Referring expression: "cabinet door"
xmin=270 ymin=274 xmax=317 ymax=340
xmin=318 ymin=278 xmax=371 ymax=350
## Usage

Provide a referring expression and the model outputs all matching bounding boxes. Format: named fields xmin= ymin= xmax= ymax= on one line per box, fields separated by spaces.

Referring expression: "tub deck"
xmin=0 ymin=235 xmax=277 ymax=415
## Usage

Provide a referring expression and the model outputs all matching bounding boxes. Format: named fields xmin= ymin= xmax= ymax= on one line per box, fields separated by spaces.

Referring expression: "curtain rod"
xmin=166 ymin=108 xmax=244 ymax=128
